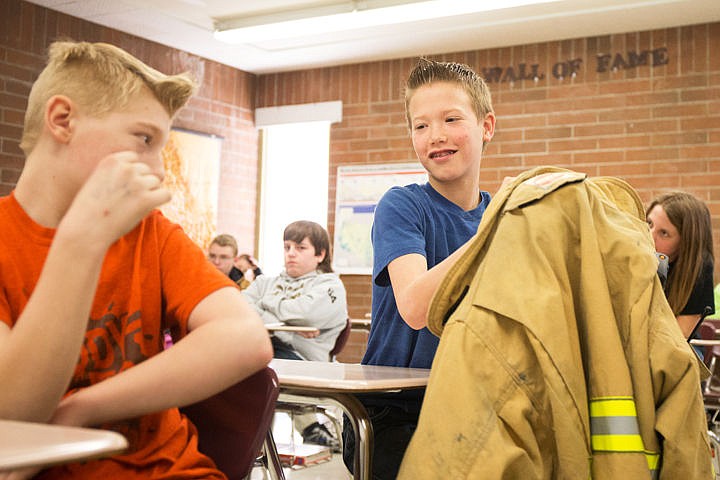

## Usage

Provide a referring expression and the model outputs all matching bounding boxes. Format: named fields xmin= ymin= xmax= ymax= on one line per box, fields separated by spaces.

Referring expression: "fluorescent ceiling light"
xmin=214 ymin=0 xmax=562 ymax=45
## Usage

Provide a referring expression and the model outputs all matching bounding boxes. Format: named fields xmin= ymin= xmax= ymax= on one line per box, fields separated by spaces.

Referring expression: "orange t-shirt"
xmin=0 ymin=192 xmax=234 ymax=479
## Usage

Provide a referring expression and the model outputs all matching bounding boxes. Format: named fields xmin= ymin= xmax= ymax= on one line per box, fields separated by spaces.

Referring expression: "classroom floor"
xmin=249 ymin=453 xmax=351 ymax=480
xmin=250 ymin=412 xmax=352 ymax=479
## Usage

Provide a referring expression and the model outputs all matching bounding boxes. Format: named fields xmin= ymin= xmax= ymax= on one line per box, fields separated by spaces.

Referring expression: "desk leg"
xmin=263 ymin=428 xmax=286 ymax=480
xmin=278 ymin=391 xmax=374 ymax=480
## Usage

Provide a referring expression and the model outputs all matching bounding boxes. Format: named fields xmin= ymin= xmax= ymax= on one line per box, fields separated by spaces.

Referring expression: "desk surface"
xmin=0 ymin=419 xmax=128 ymax=471
xmin=270 ymin=358 xmax=429 ymax=392
xmin=690 ymin=339 xmax=720 ymax=346
xmin=350 ymin=318 xmax=372 ymax=330
xmin=265 ymin=323 xmax=320 ymax=333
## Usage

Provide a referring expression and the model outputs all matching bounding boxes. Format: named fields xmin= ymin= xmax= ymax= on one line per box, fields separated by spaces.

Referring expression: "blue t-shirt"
xmin=362 ymin=182 xmax=491 ymax=369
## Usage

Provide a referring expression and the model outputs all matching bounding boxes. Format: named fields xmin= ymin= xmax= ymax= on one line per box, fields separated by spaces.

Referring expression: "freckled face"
xmin=647 ymin=204 xmax=681 ymax=261
xmin=408 ymin=82 xmax=492 ymax=189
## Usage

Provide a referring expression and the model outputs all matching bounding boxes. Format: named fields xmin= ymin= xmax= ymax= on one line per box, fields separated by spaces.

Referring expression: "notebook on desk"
xmin=276 ymin=442 xmax=331 ymax=468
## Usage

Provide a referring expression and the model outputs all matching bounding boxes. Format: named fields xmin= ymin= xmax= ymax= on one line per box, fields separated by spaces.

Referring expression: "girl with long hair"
xmin=646 ymin=191 xmax=715 ymax=337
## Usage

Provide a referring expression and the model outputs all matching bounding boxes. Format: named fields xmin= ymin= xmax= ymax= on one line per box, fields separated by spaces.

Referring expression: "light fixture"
xmin=214 ymin=0 xmax=561 ymax=45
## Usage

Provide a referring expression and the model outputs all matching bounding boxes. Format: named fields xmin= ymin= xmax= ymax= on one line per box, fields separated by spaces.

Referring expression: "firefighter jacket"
xmin=398 ymin=166 xmax=712 ymax=480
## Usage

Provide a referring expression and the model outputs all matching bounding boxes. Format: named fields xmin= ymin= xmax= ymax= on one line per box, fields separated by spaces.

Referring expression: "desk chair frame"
xmin=180 ymin=367 xmax=285 ymax=480
xmin=273 ymin=318 xmax=353 ymax=463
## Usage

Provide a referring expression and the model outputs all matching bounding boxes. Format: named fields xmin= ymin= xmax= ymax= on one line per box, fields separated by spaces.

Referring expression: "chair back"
xmin=180 ymin=367 xmax=279 ymax=480
xmin=699 ymin=322 xmax=718 ymax=367
xmin=329 ymin=318 xmax=352 ymax=361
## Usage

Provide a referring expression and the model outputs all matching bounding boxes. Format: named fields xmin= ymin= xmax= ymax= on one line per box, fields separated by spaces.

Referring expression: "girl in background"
xmin=236 ymin=254 xmax=263 ymax=281
xmin=646 ymin=191 xmax=715 ymax=338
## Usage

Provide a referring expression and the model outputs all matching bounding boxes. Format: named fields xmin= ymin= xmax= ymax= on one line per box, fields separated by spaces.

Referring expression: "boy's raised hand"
xmin=60 ymin=151 xmax=171 ymax=248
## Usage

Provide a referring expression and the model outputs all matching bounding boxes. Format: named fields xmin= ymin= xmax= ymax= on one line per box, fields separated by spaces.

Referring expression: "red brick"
xmin=499 ymin=141 xmax=547 ymax=155
xmin=5 ymin=0 xmax=720 ymax=342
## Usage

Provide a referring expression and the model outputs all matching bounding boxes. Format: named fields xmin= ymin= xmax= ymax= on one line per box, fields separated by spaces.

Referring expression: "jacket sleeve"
xmin=259 ymin=274 xmax=347 ymax=330
xmin=241 ymin=278 xmax=261 ymax=304
xmin=240 ymin=277 xmax=277 ymax=324
xmin=650 ymin=317 xmax=714 ymax=479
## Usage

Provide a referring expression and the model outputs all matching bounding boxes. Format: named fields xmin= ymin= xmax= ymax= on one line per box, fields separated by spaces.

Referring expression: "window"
xmin=256 ymin=102 xmax=342 ymax=275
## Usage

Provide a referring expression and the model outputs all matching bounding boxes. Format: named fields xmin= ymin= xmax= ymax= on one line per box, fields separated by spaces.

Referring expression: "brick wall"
xmin=2 ymin=0 xmax=719 ymax=364
xmin=256 ymin=23 xmax=720 ymax=362
xmin=0 ymin=0 xmax=259 ymax=253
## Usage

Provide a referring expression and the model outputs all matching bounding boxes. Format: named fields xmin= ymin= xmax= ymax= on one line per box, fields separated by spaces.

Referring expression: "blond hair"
xmin=404 ymin=58 xmax=494 ymax=139
xmin=20 ymin=40 xmax=196 ymax=155
xmin=210 ymin=234 xmax=239 ymax=257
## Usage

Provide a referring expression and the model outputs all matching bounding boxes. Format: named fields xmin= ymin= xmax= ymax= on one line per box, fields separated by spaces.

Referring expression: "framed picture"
xmin=160 ymin=128 xmax=223 ymax=249
xmin=332 ymin=163 xmax=427 ymax=275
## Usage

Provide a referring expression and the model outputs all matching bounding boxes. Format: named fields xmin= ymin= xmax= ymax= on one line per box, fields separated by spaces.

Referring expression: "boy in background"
xmin=0 ymin=41 xmax=272 ymax=479
xmin=207 ymin=233 xmax=245 ymax=286
xmin=243 ymin=220 xmax=347 ymax=362
xmin=243 ymin=220 xmax=347 ymax=450
xmin=342 ymin=58 xmax=496 ymax=479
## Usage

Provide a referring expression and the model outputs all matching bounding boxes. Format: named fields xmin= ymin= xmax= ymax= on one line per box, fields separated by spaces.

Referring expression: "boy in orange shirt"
xmin=0 ymin=41 xmax=272 ymax=479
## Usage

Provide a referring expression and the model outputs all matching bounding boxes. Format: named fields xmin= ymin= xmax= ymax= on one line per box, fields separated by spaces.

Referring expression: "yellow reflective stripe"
xmin=589 ymin=397 xmax=637 ymax=417
xmin=590 ymin=397 xmax=662 ymax=478
xmin=646 ymin=452 xmax=660 ymax=470
xmin=590 ymin=397 xmax=644 ymax=454
xmin=647 ymin=452 xmax=660 ymax=480
xmin=591 ymin=434 xmax=645 ymax=452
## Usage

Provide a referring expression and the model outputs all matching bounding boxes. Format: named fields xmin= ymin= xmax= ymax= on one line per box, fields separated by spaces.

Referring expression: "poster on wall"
xmin=160 ymin=128 xmax=222 ymax=250
xmin=333 ymin=163 xmax=428 ymax=275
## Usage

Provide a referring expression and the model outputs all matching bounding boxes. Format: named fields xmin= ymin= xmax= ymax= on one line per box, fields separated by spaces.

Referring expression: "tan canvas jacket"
xmin=398 ymin=167 xmax=712 ymax=480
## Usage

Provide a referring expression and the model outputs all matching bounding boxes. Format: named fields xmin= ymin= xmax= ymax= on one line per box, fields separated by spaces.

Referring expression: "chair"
xmin=699 ymin=322 xmax=718 ymax=368
xmin=273 ymin=319 xmax=353 ymax=455
xmin=698 ymin=321 xmax=720 ymax=431
xmin=180 ymin=367 xmax=284 ymax=480
xmin=329 ymin=318 xmax=352 ymax=362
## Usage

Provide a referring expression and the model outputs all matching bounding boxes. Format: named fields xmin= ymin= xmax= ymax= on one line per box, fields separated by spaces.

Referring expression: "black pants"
xmin=342 ymin=401 xmax=420 ymax=480
xmin=271 ymin=336 xmax=303 ymax=360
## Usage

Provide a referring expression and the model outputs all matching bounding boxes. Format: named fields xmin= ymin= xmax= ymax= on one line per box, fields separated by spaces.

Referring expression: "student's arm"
xmin=241 ymin=277 xmax=263 ymax=305
xmin=260 ymin=275 xmax=347 ymax=329
xmin=0 ymin=153 xmax=170 ymax=422
xmin=242 ymin=277 xmax=286 ymax=325
xmin=48 ymin=286 xmax=272 ymax=429
xmin=676 ymin=261 xmax=714 ymax=339
xmin=388 ymin=240 xmax=471 ymax=330
xmin=677 ymin=314 xmax=701 ymax=339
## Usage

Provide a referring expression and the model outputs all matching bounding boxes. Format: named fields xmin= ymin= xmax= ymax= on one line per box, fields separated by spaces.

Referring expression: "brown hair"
xmin=210 ymin=234 xmax=238 ymax=257
xmin=237 ymin=254 xmax=258 ymax=268
xmin=21 ymin=40 xmax=196 ymax=155
xmin=404 ymin=57 xmax=494 ymax=146
xmin=283 ymin=220 xmax=333 ymax=273
xmin=646 ymin=191 xmax=714 ymax=315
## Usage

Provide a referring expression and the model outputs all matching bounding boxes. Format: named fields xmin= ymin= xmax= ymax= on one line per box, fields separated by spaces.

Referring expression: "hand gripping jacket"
xmin=398 ymin=167 xmax=713 ymax=480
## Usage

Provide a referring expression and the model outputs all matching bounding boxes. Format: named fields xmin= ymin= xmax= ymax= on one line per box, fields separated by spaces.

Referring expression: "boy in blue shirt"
xmin=342 ymin=58 xmax=497 ymax=479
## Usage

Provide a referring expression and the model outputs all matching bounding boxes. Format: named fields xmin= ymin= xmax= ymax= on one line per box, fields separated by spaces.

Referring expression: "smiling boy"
xmin=0 ymin=41 xmax=272 ymax=479
xmin=342 ymin=58 xmax=496 ymax=479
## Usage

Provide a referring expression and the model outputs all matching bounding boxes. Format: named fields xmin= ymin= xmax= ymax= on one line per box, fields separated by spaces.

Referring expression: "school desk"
xmin=269 ymin=358 xmax=429 ymax=480
xmin=0 ymin=419 xmax=127 ymax=471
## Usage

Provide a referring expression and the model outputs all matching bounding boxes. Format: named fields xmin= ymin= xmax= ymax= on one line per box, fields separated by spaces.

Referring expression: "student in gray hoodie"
xmin=243 ymin=220 xmax=347 ymax=362
xmin=243 ymin=220 xmax=348 ymax=449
